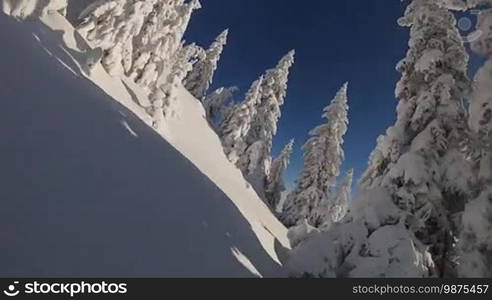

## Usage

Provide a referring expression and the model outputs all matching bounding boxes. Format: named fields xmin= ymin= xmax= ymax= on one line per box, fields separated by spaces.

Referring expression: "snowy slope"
xmin=0 ymin=12 xmax=288 ymax=277
xmin=162 ymin=88 xmax=291 ymax=263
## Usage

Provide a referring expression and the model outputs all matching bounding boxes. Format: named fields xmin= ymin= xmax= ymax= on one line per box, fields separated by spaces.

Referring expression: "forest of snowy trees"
xmin=3 ymin=0 xmax=492 ymax=278
xmin=286 ymin=0 xmax=492 ymax=278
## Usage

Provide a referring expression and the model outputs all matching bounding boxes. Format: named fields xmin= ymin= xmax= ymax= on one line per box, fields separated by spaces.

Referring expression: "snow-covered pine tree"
xmin=459 ymin=4 xmax=492 ymax=278
xmin=128 ymin=0 xmax=180 ymax=84
xmin=134 ymin=0 xmax=202 ymax=126
xmin=77 ymin=0 xmax=128 ymax=39
xmin=203 ymin=86 xmax=238 ymax=128
xmin=325 ymin=168 xmax=353 ymax=228
xmin=281 ymin=83 xmax=349 ymax=228
xmin=220 ymin=77 xmax=263 ymax=164
xmin=77 ymin=0 xmax=156 ymax=76
xmin=185 ymin=29 xmax=228 ymax=100
xmin=359 ymin=135 xmax=390 ymax=189
xmin=265 ymin=139 xmax=295 ymax=210
xmin=358 ymin=0 xmax=471 ymax=277
xmin=78 ymin=0 xmax=201 ymax=83
xmin=285 ymin=1 xmax=474 ymax=278
xmin=237 ymin=50 xmax=295 ymax=194
xmin=131 ymin=0 xmax=201 ymax=86
xmin=158 ymin=42 xmax=204 ymax=119
xmin=175 ymin=0 xmax=200 ymax=41
xmin=145 ymin=41 xmax=204 ymax=128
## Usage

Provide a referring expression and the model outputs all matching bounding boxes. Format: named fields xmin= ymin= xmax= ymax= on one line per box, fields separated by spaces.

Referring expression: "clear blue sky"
xmin=184 ymin=0 xmax=482 ymax=190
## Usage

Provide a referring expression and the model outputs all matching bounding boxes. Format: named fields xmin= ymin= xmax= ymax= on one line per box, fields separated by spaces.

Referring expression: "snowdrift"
xmin=0 ymin=12 xmax=288 ymax=277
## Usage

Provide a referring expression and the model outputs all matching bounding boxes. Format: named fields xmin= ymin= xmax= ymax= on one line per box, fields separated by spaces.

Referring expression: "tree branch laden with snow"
xmin=459 ymin=7 xmax=492 ymax=278
xmin=237 ymin=50 xmax=295 ymax=196
xmin=185 ymin=29 xmax=229 ymax=100
xmin=265 ymin=139 xmax=294 ymax=210
xmin=281 ymin=83 xmax=349 ymax=228
xmin=220 ymin=77 xmax=263 ymax=165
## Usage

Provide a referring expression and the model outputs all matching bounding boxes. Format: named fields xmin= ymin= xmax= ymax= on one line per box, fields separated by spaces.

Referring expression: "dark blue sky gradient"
xmin=184 ymin=0 xmax=480 ymax=189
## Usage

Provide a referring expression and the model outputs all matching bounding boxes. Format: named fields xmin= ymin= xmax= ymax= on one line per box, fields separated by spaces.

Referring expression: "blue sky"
xmin=184 ymin=0 xmax=482 ymax=190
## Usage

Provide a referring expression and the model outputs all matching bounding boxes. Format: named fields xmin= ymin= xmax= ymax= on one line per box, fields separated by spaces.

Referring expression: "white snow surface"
xmin=287 ymin=220 xmax=320 ymax=248
xmin=0 ymin=11 xmax=289 ymax=277
xmin=285 ymin=188 xmax=433 ymax=278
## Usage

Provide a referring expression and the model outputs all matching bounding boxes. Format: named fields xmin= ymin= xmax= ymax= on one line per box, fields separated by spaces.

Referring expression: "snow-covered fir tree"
xmin=77 ymin=0 xmax=154 ymax=76
xmin=128 ymin=0 xmax=185 ymax=84
xmin=356 ymin=0 xmax=472 ymax=277
xmin=265 ymin=139 xmax=294 ymax=210
xmin=323 ymin=168 xmax=353 ymax=229
xmin=158 ymin=43 xmax=204 ymax=119
xmin=77 ymin=0 xmax=201 ymax=82
xmin=281 ymin=83 xmax=349 ymax=228
xmin=459 ymin=4 xmax=492 ymax=278
xmin=360 ymin=0 xmax=471 ymax=193
xmin=139 ymin=0 xmax=201 ymax=86
xmin=220 ymin=77 xmax=263 ymax=164
xmin=286 ymin=0 xmax=472 ymax=278
xmin=143 ymin=42 xmax=204 ymax=128
xmin=77 ymin=0 xmax=203 ymax=128
xmin=185 ymin=29 xmax=229 ymax=100
xmin=388 ymin=0 xmax=471 ymax=277
xmin=237 ymin=50 xmax=295 ymax=194
xmin=203 ymin=86 xmax=238 ymax=128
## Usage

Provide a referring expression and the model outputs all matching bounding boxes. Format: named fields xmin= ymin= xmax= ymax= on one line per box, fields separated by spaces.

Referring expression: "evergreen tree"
xmin=159 ymin=43 xmax=205 ymax=119
xmin=133 ymin=0 xmax=201 ymax=88
xmin=238 ymin=50 xmax=295 ymax=193
xmin=146 ymin=41 xmax=204 ymax=128
xmin=185 ymin=29 xmax=229 ymax=100
xmin=78 ymin=0 xmax=156 ymax=76
xmin=359 ymin=0 xmax=471 ymax=277
xmin=78 ymin=0 xmax=201 ymax=83
xmin=285 ymin=1 xmax=474 ymax=279
xmin=281 ymin=83 xmax=349 ymax=228
xmin=220 ymin=77 xmax=263 ymax=164
xmin=203 ymin=86 xmax=238 ymax=128
xmin=459 ymin=5 xmax=492 ymax=278
xmin=266 ymin=139 xmax=295 ymax=209
xmin=129 ymin=0 xmax=181 ymax=83
xmin=322 ymin=168 xmax=353 ymax=229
